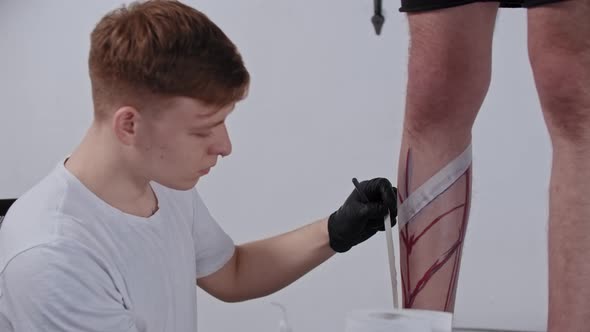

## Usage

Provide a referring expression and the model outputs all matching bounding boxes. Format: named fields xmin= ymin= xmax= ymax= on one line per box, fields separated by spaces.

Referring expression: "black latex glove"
xmin=328 ymin=177 xmax=398 ymax=253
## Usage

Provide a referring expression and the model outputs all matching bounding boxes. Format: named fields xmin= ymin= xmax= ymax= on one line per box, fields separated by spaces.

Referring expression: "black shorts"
xmin=400 ymin=0 xmax=565 ymax=12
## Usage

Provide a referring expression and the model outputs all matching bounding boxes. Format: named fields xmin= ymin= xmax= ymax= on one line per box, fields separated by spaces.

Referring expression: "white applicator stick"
xmin=352 ymin=178 xmax=399 ymax=309
xmin=384 ymin=214 xmax=399 ymax=309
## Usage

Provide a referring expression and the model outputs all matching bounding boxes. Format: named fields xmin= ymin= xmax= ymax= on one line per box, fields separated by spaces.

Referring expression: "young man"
xmin=0 ymin=1 xmax=397 ymax=331
xmin=394 ymin=0 xmax=589 ymax=330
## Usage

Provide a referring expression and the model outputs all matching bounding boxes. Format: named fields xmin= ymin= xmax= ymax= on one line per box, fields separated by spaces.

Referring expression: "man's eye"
xmin=192 ymin=132 xmax=211 ymax=138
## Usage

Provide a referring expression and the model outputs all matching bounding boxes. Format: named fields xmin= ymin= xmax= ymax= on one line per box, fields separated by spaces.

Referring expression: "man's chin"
xmin=159 ymin=177 xmax=201 ymax=191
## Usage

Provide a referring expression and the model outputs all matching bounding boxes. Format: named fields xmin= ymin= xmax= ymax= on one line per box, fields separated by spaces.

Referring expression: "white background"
xmin=0 ymin=1 xmax=551 ymax=331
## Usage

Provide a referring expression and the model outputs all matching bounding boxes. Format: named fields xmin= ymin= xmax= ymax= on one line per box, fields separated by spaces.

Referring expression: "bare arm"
xmin=198 ymin=218 xmax=334 ymax=302
xmin=197 ymin=177 xmax=397 ymax=302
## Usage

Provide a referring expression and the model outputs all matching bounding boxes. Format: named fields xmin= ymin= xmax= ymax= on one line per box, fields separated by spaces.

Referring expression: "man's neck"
xmin=65 ymin=126 xmax=158 ymax=218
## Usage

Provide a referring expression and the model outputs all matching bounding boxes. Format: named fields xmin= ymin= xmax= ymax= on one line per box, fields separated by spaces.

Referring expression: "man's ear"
xmin=112 ymin=106 xmax=141 ymax=145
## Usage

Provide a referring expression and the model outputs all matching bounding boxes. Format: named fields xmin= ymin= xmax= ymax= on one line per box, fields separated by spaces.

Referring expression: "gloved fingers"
xmin=359 ymin=202 xmax=388 ymax=220
xmin=359 ymin=178 xmax=397 ymax=212
xmin=360 ymin=178 xmax=393 ymax=201
xmin=373 ymin=214 xmax=397 ymax=231
xmin=355 ymin=229 xmax=378 ymax=244
xmin=378 ymin=185 xmax=397 ymax=218
xmin=385 ymin=186 xmax=397 ymax=208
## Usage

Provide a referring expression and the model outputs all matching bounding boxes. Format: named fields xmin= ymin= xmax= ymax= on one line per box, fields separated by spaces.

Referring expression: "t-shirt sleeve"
xmin=192 ymin=189 xmax=235 ymax=279
xmin=0 ymin=242 xmax=142 ymax=332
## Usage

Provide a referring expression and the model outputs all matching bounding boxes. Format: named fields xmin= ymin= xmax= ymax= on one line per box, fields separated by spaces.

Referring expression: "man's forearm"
xmin=231 ymin=217 xmax=335 ymax=301
xmin=198 ymin=179 xmax=396 ymax=303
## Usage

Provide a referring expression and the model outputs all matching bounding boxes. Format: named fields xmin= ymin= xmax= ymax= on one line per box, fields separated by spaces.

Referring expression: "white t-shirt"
xmin=0 ymin=160 xmax=235 ymax=331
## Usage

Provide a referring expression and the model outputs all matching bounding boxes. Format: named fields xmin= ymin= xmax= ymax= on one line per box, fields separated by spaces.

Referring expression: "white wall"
xmin=0 ymin=1 xmax=551 ymax=331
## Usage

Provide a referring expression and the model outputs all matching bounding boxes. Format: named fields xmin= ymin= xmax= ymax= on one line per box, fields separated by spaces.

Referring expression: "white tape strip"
xmin=398 ymin=144 xmax=472 ymax=228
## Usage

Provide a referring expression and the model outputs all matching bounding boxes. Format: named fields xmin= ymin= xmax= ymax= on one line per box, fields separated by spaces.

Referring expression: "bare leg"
xmin=527 ymin=1 xmax=590 ymax=330
xmin=398 ymin=3 xmax=498 ymax=311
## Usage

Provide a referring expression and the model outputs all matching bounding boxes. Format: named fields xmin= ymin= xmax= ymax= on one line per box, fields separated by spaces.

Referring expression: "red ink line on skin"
xmin=403 ymin=149 xmax=412 ymax=203
xmin=400 ymin=154 xmax=471 ymax=309
xmin=400 ymin=229 xmax=411 ymax=301
xmin=444 ymin=169 xmax=471 ymax=311
xmin=444 ymin=237 xmax=461 ymax=310
xmin=409 ymin=204 xmax=465 ymax=253
xmin=405 ymin=222 xmax=411 ymax=295
xmin=401 ymin=268 xmax=408 ymax=301
xmin=400 ymin=231 xmax=410 ymax=248
xmin=447 ymin=169 xmax=470 ymax=310
xmin=404 ymin=217 xmax=463 ymax=307
xmin=407 ymin=238 xmax=462 ymax=307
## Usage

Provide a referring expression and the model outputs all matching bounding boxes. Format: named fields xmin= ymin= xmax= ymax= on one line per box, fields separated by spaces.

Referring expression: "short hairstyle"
xmin=88 ymin=0 xmax=250 ymax=119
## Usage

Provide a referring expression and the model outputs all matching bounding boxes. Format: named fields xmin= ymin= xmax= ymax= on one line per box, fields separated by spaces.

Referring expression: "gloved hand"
xmin=328 ymin=177 xmax=398 ymax=253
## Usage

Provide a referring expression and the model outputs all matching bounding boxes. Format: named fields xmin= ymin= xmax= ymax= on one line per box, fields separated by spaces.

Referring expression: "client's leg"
xmin=398 ymin=2 xmax=498 ymax=311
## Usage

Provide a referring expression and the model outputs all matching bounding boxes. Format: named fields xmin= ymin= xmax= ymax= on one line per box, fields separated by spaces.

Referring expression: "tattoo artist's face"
xmin=133 ymin=97 xmax=234 ymax=190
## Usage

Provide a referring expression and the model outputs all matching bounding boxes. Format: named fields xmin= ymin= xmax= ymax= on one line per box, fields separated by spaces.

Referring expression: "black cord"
xmin=372 ymin=0 xmax=385 ymax=35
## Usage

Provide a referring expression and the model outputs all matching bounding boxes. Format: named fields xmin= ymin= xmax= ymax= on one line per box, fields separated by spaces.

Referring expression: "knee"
xmin=529 ymin=38 xmax=590 ymax=142
xmin=404 ymin=52 xmax=491 ymax=139
xmin=403 ymin=12 xmax=496 ymax=140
